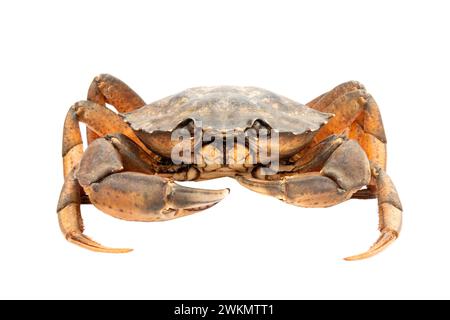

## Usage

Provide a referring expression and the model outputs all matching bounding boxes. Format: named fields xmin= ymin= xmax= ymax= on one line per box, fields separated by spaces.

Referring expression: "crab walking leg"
xmin=310 ymin=89 xmax=369 ymax=145
xmin=62 ymin=100 xmax=157 ymax=177
xmin=62 ymin=105 xmax=84 ymax=177
xmin=344 ymin=167 xmax=402 ymax=261
xmin=307 ymin=81 xmax=365 ymax=111
xmin=57 ymin=137 xmax=229 ymax=253
xmin=86 ymin=74 xmax=146 ymax=143
xmin=57 ymin=169 xmax=132 ymax=253
xmin=308 ymin=82 xmax=388 ymax=200
xmin=88 ymin=74 xmax=145 ymax=113
xmin=308 ymin=82 xmax=387 ymax=171
xmin=238 ymin=140 xmax=402 ymax=260
xmin=349 ymin=94 xmax=387 ymax=171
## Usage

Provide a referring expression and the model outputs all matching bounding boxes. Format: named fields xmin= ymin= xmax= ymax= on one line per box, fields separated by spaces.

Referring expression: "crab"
xmin=58 ymin=74 xmax=402 ymax=260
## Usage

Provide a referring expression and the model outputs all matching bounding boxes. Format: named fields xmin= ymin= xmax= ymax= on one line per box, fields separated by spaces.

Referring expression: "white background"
xmin=0 ymin=0 xmax=448 ymax=299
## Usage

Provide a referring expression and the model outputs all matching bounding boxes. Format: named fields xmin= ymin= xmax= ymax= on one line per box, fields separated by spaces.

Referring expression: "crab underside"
xmin=58 ymin=74 xmax=402 ymax=260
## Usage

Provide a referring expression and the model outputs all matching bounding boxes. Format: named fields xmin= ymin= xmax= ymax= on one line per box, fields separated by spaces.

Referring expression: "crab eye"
xmin=246 ymin=119 xmax=273 ymax=141
xmin=251 ymin=119 xmax=271 ymax=131
xmin=174 ymin=119 xmax=196 ymax=136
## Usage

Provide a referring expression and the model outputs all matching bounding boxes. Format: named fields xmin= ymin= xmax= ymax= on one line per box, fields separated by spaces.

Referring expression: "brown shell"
xmin=122 ymin=86 xmax=333 ymax=135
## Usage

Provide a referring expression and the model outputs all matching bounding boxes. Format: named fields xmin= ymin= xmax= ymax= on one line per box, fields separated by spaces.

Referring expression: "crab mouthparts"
xmin=167 ymin=128 xmax=281 ymax=170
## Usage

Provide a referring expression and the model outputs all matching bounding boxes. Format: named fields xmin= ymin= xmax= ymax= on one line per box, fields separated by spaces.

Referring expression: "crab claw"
xmin=168 ymin=183 xmax=230 ymax=213
xmin=58 ymin=172 xmax=230 ymax=253
xmin=58 ymin=203 xmax=133 ymax=253
xmin=81 ymin=172 xmax=229 ymax=222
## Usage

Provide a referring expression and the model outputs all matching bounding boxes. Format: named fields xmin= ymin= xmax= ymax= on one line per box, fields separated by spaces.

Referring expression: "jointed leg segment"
xmin=344 ymin=166 xmax=402 ymax=260
xmin=78 ymin=137 xmax=229 ymax=223
xmin=62 ymin=100 xmax=158 ymax=177
xmin=237 ymin=139 xmax=371 ymax=208
xmin=57 ymin=169 xmax=132 ymax=253
xmin=58 ymin=135 xmax=229 ymax=252
xmin=58 ymin=75 xmax=228 ymax=253
xmin=308 ymin=81 xmax=387 ymax=171
xmin=86 ymin=74 xmax=146 ymax=143
xmin=238 ymin=80 xmax=403 ymax=260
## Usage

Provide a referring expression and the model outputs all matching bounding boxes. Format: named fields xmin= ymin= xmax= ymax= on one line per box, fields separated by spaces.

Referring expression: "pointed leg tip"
xmin=343 ymin=230 xmax=397 ymax=261
xmin=89 ymin=247 xmax=134 ymax=254
xmin=343 ymin=251 xmax=377 ymax=261
xmin=108 ymin=248 xmax=133 ymax=254
xmin=67 ymin=233 xmax=133 ymax=254
xmin=343 ymin=254 xmax=366 ymax=261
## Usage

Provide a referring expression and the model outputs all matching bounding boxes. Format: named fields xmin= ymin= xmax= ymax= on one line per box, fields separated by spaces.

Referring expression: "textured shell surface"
xmin=123 ymin=86 xmax=333 ymax=135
